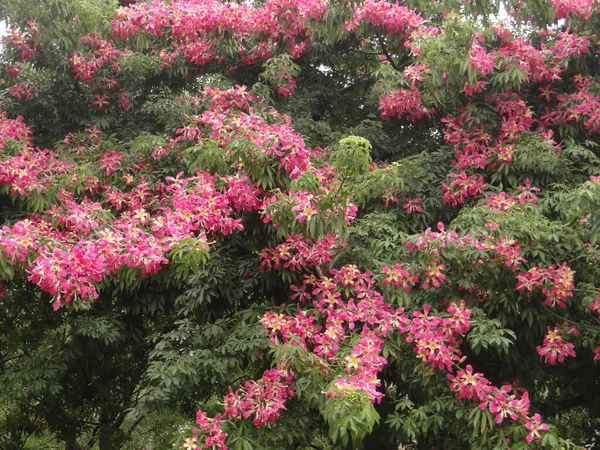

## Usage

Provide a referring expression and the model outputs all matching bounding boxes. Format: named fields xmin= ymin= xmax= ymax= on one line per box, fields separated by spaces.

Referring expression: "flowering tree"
xmin=1 ymin=0 xmax=600 ymax=449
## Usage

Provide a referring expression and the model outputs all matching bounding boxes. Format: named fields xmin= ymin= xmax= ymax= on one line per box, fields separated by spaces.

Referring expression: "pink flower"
xmin=382 ymin=263 xmax=419 ymax=292
xmin=525 ymin=413 xmax=549 ymax=442
xmin=442 ymin=172 xmax=488 ymax=207
xmin=536 ymin=327 xmax=576 ymax=365
xmin=422 ymin=261 xmax=445 ymax=290
xmin=468 ymin=35 xmax=496 ymax=76
xmin=379 ymin=87 xmax=433 ymax=122
xmin=448 ymin=364 xmax=491 ymax=402
xmin=403 ymin=197 xmax=423 ymax=214
xmin=92 ymin=94 xmax=109 ymax=110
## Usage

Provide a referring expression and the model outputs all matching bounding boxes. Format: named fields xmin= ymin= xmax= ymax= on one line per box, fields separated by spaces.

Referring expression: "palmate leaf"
xmin=323 ymin=391 xmax=380 ymax=446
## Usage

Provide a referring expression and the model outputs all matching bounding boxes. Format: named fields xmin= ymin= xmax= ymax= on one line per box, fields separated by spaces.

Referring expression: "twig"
xmin=315 ymin=265 xmax=325 ymax=278
xmin=375 ymin=32 xmax=399 ymax=71
xmin=0 ymin=353 xmax=27 ymax=365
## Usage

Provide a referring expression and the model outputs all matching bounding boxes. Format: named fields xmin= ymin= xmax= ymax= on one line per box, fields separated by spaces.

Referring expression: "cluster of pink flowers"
xmin=494 ymin=36 xmax=557 ymax=84
xmin=450 ymin=375 xmax=547 ymax=443
xmin=193 ymin=411 xmax=227 ymax=450
xmin=439 ymin=26 xmax=591 ymax=170
xmin=2 ymin=63 xmax=22 ymax=79
xmin=547 ymin=0 xmax=596 ymax=20
xmin=516 ymin=263 xmax=575 ymax=308
xmin=110 ymin=0 xmax=433 ymax=85
xmin=382 ymin=263 xmax=419 ymax=292
xmin=483 ymin=237 xmax=527 ymax=270
xmin=259 ymin=265 xmax=549 ymax=443
xmin=0 ymin=115 xmax=72 ymax=195
xmin=494 ymin=92 xmax=536 ymax=150
xmin=261 ymin=184 xmax=358 ymax=230
xmin=469 ymin=34 xmax=496 ymax=77
xmin=5 ymin=22 xmax=40 ymax=61
xmin=272 ymin=70 xmax=297 ymax=97
xmin=0 ymin=113 xmax=32 ymax=150
xmin=553 ymin=86 xmax=600 ymax=134
xmin=0 ymin=86 xmax=348 ymax=309
xmin=350 ymin=3 xmax=436 ymax=122
xmin=407 ymin=301 xmax=549 ymax=443
xmin=223 ymin=368 xmax=295 ymax=426
xmin=0 ymin=211 xmax=178 ymax=309
xmin=176 ymin=86 xmax=311 ymax=178
xmin=441 ymin=113 xmax=494 ymax=170
xmin=98 ymin=150 xmax=125 ymax=176
xmin=442 ymin=172 xmax=488 ymax=207
xmin=112 ymin=0 xmax=326 ymax=69
xmin=9 ymin=82 xmax=38 ymax=102
xmin=223 ymin=175 xmax=261 ymax=213
xmin=331 ymin=329 xmax=389 ymax=402
xmin=548 ymin=31 xmax=589 ymax=64
xmin=0 ymin=219 xmax=39 ymax=264
xmin=0 ymin=167 xmax=217 ymax=311
xmin=161 ymin=172 xmax=245 ymax=237
xmin=346 ymin=0 xmax=424 ymax=37
xmin=406 ymin=302 xmax=470 ymax=370
xmin=0 ymin=176 xmax=237 ymax=310
xmin=28 ymin=244 xmax=106 ymax=310
xmin=495 ymin=28 xmax=588 ymax=83
xmin=289 ymin=191 xmax=318 ymax=223
xmin=0 ymin=146 xmax=71 ymax=195
xmin=379 ymin=88 xmax=434 ymax=122
xmin=516 ymin=179 xmax=540 ymax=205
xmin=448 ymin=364 xmax=490 ymax=402
xmin=287 ymin=163 xmax=358 ymax=223
xmin=405 ymin=221 xmax=526 ymax=273
xmin=70 ymin=34 xmax=129 ymax=84
xmin=536 ymin=325 xmax=577 ymax=365
xmin=380 ymin=19 xmax=590 ymax=132
xmin=434 ymin=20 xmax=599 ymax=177
xmin=117 ymin=89 xmax=132 ymax=110
xmin=483 ymin=182 xmax=540 ymax=212
xmin=421 ymin=261 xmax=446 ymax=290
xmin=68 ymin=34 xmax=135 ymax=111
xmin=259 ymin=234 xmax=339 ymax=272
xmin=261 ymin=265 xmax=405 ymax=401
xmin=413 ymin=304 xmax=550 ymax=443
xmin=403 ymin=64 xmax=430 ymax=87
xmin=192 ymin=366 xmax=295 ymax=450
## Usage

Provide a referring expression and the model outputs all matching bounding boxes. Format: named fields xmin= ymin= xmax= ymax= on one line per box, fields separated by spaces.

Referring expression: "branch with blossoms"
xmin=182 ymin=265 xmax=553 ymax=449
xmin=0 ymin=88 xmax=328 ymax=310
xmin=516 ymin=263 xmax=575 ymax=309
xmin=258 ymin=234 xmax=340 ymax=274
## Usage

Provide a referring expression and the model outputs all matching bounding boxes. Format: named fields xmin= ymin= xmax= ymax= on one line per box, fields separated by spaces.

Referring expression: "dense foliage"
xmin=1 ymin=0 xmax=600 ymax=449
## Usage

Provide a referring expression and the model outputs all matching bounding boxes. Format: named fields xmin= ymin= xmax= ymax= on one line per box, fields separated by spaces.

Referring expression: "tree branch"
xmin=0 ymin=352 xmax=27 ymax=365
xmin=85 ymin=424 xmax=101 ymax=450
xmin=126 ymin=415 xmax=146 ymax=436
xmin=375 ymin=33 xmax=399 ymax=71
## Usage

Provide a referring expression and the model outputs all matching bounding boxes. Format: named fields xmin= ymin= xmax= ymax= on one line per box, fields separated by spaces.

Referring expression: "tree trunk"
xmin=64 ymin=436 xmax=82 ymax=450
